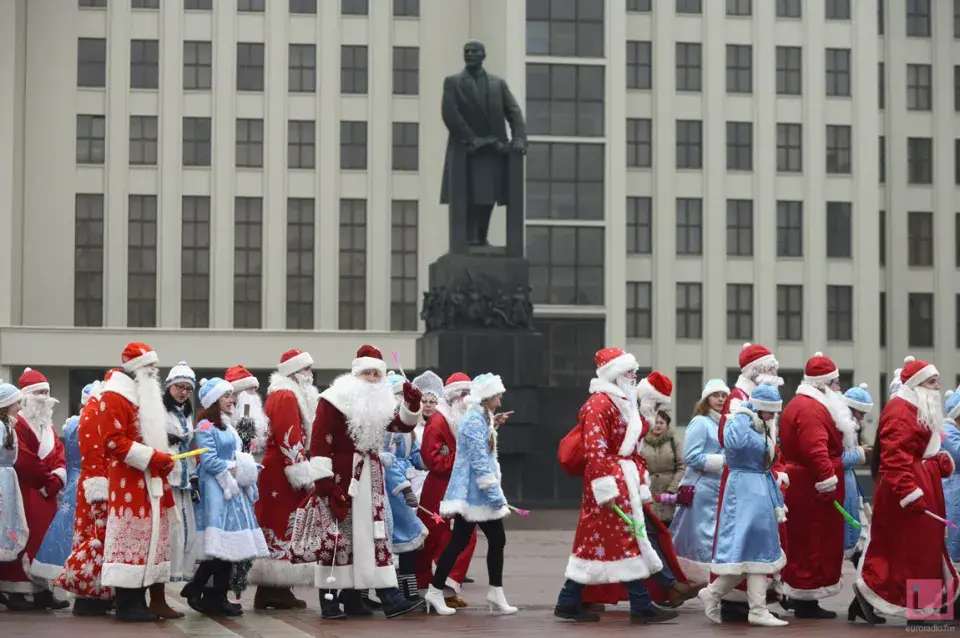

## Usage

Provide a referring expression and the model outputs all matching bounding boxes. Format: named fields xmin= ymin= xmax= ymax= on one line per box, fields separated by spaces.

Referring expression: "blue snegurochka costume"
xmin=0 ymin=383 xmax=28 ymax=565
xmin=841 ymin=383 xmax=873 ymax=561
xmin=941 ymin=389 xmax=960 ymax=561
xmin=382 ymin=431 xmax=428 ymax=554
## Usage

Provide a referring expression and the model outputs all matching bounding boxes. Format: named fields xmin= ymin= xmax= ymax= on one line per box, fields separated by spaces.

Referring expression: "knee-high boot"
xmin=746 ymin=575 xmax=787 ymax=627
xmin=148 ymin=582 xmax=185 ymax=619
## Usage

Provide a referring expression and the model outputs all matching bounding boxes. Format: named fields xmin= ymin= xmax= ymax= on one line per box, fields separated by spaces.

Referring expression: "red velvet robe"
xmin=857 ymin=393 xmax=958 ymax=616
xmin=415 ymin=404 xmax=477 ymax=592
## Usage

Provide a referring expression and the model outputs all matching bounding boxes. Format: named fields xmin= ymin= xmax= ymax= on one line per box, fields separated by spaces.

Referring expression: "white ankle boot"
xmin=746 ymin=575 xmax=787 ymax=627
xmin=487 ymin=586 xmax=517 ymax=614
xmin=424 ymin=585 xmax=455 ymax=615
xmin=698 ymin=587 xmax=722 ymax=624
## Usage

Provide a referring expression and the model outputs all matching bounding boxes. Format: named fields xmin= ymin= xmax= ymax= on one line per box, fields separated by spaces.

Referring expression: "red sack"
xmin=558 ymin=423 xmax=586 ymax=477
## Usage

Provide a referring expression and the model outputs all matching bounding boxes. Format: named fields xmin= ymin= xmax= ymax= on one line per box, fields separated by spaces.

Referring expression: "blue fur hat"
xmin=0 ymin=382 xmax=22 ymax=409
xmin=386 ymin=371 xmax=405 ymax=394
xmin=80 ymin=382 xmax=97 ymax=407
xmin=843 ymin=383 xmax=874 ymax=414
xmin=946 ymin=389 xmax=960 ymax=421
xmin=199 ymin=377 xmax=234 ymax=409
xmin=749 ymin=384 xmax=783 ymax=413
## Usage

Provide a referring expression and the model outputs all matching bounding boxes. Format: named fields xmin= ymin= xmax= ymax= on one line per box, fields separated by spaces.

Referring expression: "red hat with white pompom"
xmin=803 ymin=352 xmax=838 ymax=385
xmin=900 ymin=355 xmax=939 ymax=389
xmin=18 ymin=367 xmax=49 ymax=395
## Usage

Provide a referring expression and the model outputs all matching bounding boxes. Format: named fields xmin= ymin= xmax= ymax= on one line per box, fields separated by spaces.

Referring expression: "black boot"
xmin=72 ymin=597 xmax=112 ymax=617
xmin=208 ymin=560 xmax=242 ymax=617
xmin=850 ymin=551 xmax=862 ymax=570
xmin=33 ymin=589 xmax=71 ymax=610
xmin=3 ymin=593 xmax=33 ymax=612
xmin=376 ymin=586 xmax=425 ymax=618
xmin=791 ymin=599 xmax=837 ymax=619
xmin=630 ymin=604 xmax=680 ymax=624
xmin=114 ymin=587 xmax=158 ymax=622
xmin=339 ymin=589 xmax=373 ymax=616
xmin=553 ymin=604 xmax=600 ymax=622
xmin=360 ymin=590 xmax=382 ymax=609
xmin=320 ymin=590 xmax=347 ymax=619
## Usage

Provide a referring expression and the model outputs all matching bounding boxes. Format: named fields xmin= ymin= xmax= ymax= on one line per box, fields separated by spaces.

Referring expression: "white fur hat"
xmin=701 ymin=378 xmax=730 ymax=400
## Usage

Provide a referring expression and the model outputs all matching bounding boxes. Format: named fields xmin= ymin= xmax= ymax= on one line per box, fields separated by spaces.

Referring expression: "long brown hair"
xmin=197 ymin=403 xmax=225 ymax=430
xmin=691 ymin=398 xmax=712 ymax=418
xmin=1 ymin=407 xmax=13 ymax=449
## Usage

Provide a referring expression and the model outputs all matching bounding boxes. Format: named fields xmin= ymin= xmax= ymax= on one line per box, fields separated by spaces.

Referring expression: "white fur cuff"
xmin=216 ymin=471 xmax=240 ymax=500
xmin=399 ymin=401 xmax=421 ymax=427
xmin=379 ymin=452 xmax=395 ymax=468
xmin=235 ymin=452 xmax=259 ymax=487
xmin=83 ymin=476 xmax=109 ymax=503
xmin=639 ymin=483 xmax=653 ymax=504
xmin=775 ymin=507 xmax=787 ymax=523
xmin=391 ymin=480 xmax=412 ymax=496
xmin=283 ymin=460 xmax=314 ymax=490
xmin=477 ymin=474 xmax=499 ymax=490
xmin=348 ymin=477 xmax=360 ymax=498
xmin=124 ymin=441 xmax=154 ymax=471
xmin=591 ymin=476 xmax=619 ymax=505
xmin=856 ymin=446 xmax=866 ymax=465
xmin=309 ymin=456 xmax=333 ymax=481
xmin=814 ymin=474 xmax=838 ymax=493
xmin=703 ymin=454 xmax=724 ymax=473
xmin=51 ymin=467 xmax=67 ymax=485
xmin=776 ymin=472 xmax=790 ymax=488
xmin=900 ymin=487 xmax=923 ymax=508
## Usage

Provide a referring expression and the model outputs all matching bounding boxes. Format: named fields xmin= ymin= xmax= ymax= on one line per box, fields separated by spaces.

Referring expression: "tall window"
xmin=825 ymin=48 xmax=851 ymax=96
xmin=183 ymin=117 xmax=212 ymax=167
xmin=726 ymin=199 xmax=753 ymax=257
xmin=909 ymin=293 xmax=934 ymax=347
xmin=342 ymin=0 xmax=368 ymax=14
xmin=676 ymin=198 xmax=702 ymax=256
xmin=183 ymin=41 xmax=212 ymax=90
xmin=827 ymin=285 xmax=853 ymax=341
xmin=527 ymin=64 xmax=605 ymax=137
xmin=880 ymin=135 xmax=886 ymax=182
xmin=727 ymin=284 xmax=753 ymax=341
xmin=907 ymin=137 xmax=933 ymax=184
xmin=392 ymin=122 xmax=419 ymax=171
xmin=776 ymin=46 xmax=802 ymax=95
xmin=394 ymin=0 xmax=420 ymax=16
xmin=826 ymin=201 xmax=852 ymax=258
xmin=726 ymin=44 xmax=752 ymax=93
xmin=879 ymin=62 xmax=885 ymax=109
xmin=726 ymin=121 xmax=753 ymax=171
xmin=75 ymin=194 xmax=104 ymax=327
xmin=130 ymin=115 xmax=157 ymax=166
xmin=908 ymin=211 xmax=934 ymax=267
xmin=236 ymin=43 xmax=264 ymax=92
xmin=880 ymin=209 xmax=886 ymax=266
xmin=676 ymin=119 xmax=702 ymax=169
xmin=777 ymin=0 xmax=801 ymax=18
xmin=286 ymin=198 xmax=314 ymax=329
xmin=234 ymin=197 xmax=263 ymax=329
xmin=236 ymin=118 xmax=264 ymax=168
xmin=626 ymin=118 xmax=652 ymax=168
xmin=776 ymin=123 xmax=802 ymax=172
xmin=526 ymin=0 xmax=604 ymax=58
xmin=826 ymin=124 xmax=852 ymax=174
xmin=127 ymin=195 xmax=157 ymax=328
xmin=676 ymin=43 xmax=702 ymax=92
xmin=907 ymin=63 xmax=933 ymax=110
xmin=289 ymin=44 xmax=316 ymax=93
xmin=676 ymin=282 xmax=702 ymax=339
xmin=76 ymin=114 xmax=105 ymax=165
xmin=541 ymin=318 xmax=606 ymax=388
xmin=392 ymin=46 xmax=419 ymax=95
xmin=626 ymin=282 xmax=652 ymax=339
xmin=390 ymin=201 xmax=419 ymax=331
xmin=527 ymin=226 xmax=605 ymax=305
xmin=341 ymin=46 xmax=368 ymax=94
xmin=777 ymin=285 xmax=803 ymax=341
xmin=526 ymin=142 xmax=604 ymax=220
xmin=826 ymin=0 xmax=851 ymax=19
xmin=340 ymin=121 xmax=368 ymax=170
xmin=78 ymin=38 xmax=107 ymax=88
xmin=880 ymin=291 xmax=886 ymax=347
xmin=627 ymin=197 xmax=652 ymax=255
xmin=776 ymin=200 xmax=803 ymax=257
xmin=288 ymin=120 xmax=316 ymax=169
xmin=626 ymin=41 xmax=652 ymax=90
xmin=907 ymin=0 xmax=932 ymax=37
xmin=181 ymin=196 xmax=210 ymax=328
xmin=130 ymin=39 xmax=159 ymax=89
xmin=339 ymin=199 xmax=367 ymax=329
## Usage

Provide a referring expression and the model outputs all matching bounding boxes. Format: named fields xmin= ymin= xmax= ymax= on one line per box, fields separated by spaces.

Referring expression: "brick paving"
xmin=0 ymin=513 xmax=924 ymax=635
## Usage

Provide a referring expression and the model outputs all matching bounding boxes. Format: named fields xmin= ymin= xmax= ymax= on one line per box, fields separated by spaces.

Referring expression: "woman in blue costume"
xmin=841 ymin=383 xmax=874 ymax=568
xmin=30 ymin=383 xmax=95 ymax=583
xmin=698 ymin=384 xmax=788 ymax=627
xmin=0 ymin=382 xmax=28 ymax=607
xmin=670 ymin=378 xmax=729 ymax=585
xmin=940 ymin=389 xmax=960 ymax=563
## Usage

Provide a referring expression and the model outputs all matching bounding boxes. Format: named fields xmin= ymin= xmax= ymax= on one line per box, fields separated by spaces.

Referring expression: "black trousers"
xmin=431 ymin=515 xmax=505 ymax=589
xmin=398 ymin=550 xmax=417 ymax=574
xmin=192 ymin=558 xmax=232 ymax=596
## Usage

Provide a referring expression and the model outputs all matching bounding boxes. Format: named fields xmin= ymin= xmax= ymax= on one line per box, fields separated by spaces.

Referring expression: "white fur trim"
xmin=814 ymin=474 xmax=838 ymax=493
xmin=596 ymin=352 xmax=639 ymax=382
xmin=122 ymin=349 xmax=159 ymax=372
xmin=899 ymin=487 xmax=923 ymax=508
xmin=855 ymin=558 xmax=958 ymax=617
xmin=200 ymin=379 xmax=233 ymax=409
xmin=83 ymin=476 xmax=109 ymax=503
xmin=216 ymin=470 xmax=240 ymax=500
xmin=905 ymin=364 xmax=939 ymax=389
xmin=348 ymin=477 xmax=360 ymax=498
xmin=856 ymin=446 xmax=866 ymax=465
xmin=249 ymin=557 xmax=316 ymax=587
xmin=469 ymin=374 xmax=506 ymax=403
xmin=778 ymin=579 xmax=841 ymax=600
xmin=102 ymin=559 xmax=170 ymax=589
xmin=103 ymin=372 xmax=139 ymax=406
xmin=399 ymin=400 xmax=421 ymax=427
xmin=803 ymin=367 xmax=839 ymax=384
xmin=391 ymin=480 xmax=412 ymax=496
xmin=565 ymin=552 xmax=666 ymax=585
xmin=124 ymin=441 xmax=154 ymax=471
xmin=844 ymin=398 xmax=874 ymax=414
xmin=637 ymin=377 xmax=671 ymax=405
xmin=391 ymin=526 xmax=428 ymax=554
xmin=235 ymin=452 xmax=258 ymax=487
xmin=20 ymin=382 xmax=49 ymax=395
xmin=229 ymin=376 xmax=259 ymax=393
xmin=638 ymin=483 xmax=653 ymax=504
xmin=349 ymin=355 xmax=385 ymax=377
xmin=283 ymin=460 xmax=314 ymax=490
xmin=309 ymin=456 xmax=333 ymax=481
xmin=703 ymin=454 xmax=724 ymax=473
xmin=477 ymin=474 xmax=499 ymax=490
xmin=278 ymin=351 xmax=314 ymax=377
xmin=701 ymin=379 xmax=731 ymax=400
xmin=711 ymin=550 xmax=787 ymax=576
xmin=591 ymin=475 xmax=619 ymax=505
xmin=267 ymin=373 xmax=315 ymax=430
xmin=751 ymin=398 xmax=782 ymax=413
xmin=312 ymin=562 xmax=398 ymax=590
xmin=200 ymin=526 xmax=269 ymax=562
xmin=443 ymin=381 xmax=471 ymax=398
xmin=741 ymin=354 xmax=777 ymax=378
xmin=29 ymin=560 xmax=64 ymax=582
xmin=50 ymin=467 xmax=67 ymax=485
xmin=777 ymin=472 xmax=790 ymax=488
xmin=677 ymin=556 xmax=712 ymax=586
xmin=439 ymin=499 xmax=510 ymax=522
xmin=775 ymin=507 xmax=787 ymax=523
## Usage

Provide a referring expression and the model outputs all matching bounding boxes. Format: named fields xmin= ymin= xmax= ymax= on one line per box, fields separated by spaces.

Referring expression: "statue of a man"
xmin=440 ymin=40 xmax=527 ymax=248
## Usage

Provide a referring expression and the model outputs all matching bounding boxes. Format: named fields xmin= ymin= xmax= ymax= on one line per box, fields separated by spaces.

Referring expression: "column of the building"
xmin=753 ymin=3 xmax=777 ymax=350
xmin=0 ymin=0 xmax=25 ymax=328
xmin=316 ymin=1 xmax=341 ymax=330
xmin=605 ymin=0 xmax=627 ymax=347
xmin=366 ymin=8 xmax=392 ymax=330
xmin=263 ymin=2 xmax=287 ymax=329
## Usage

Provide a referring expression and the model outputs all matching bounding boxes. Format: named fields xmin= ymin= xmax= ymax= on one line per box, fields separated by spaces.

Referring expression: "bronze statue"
xmin=440 ymin=40 xmax=527 ymax=248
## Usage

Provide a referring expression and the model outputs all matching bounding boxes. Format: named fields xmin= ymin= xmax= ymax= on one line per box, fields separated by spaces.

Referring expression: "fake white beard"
xmin=236 ymin=391 xmax=264 ymax=422
xmin=638 ymin=397 xmax=658 ymax=429
xmin=449 ymin=398 xmax=468 ymax=422
xmin=337 ymin=375 xmax=400 ymax=452
xmin=296 ymin=373 xmax=321 ymax=418
xmin=822 ymin=386 xmax=860 ymax=450
xmin=617 ymin=376 xmax=638 ymax=406
xmin=21 ymin=394 xmax=57 ymax=430
xmin=916 ymin=386 xmax=945 ymax=432
xmin=135 ymin=367 xmax=171 ymax=452
xmin=755 ymin=372 xmax=784 ymax=387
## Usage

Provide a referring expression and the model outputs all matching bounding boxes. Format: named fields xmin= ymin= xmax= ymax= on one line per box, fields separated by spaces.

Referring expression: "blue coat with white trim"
xmin=439 ymin=407 xmax=508 ymax=522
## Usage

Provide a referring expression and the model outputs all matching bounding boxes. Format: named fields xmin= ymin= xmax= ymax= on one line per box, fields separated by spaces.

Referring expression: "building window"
xmin=394 ymin=0 xmax=419 ymax=16
xmin=184 ymin=0 xmax=212 ymax=8
xmin=909 ymin=293 xmax=934 ymax=347
xmin=880 ymin=291 xmax=886 ymax=347
xmin=827 ymin=285 xmax=853 ymax=341
xmin=78 ymin=38 xmax=107 ymax=88
xmin=526 ymin=0 xmax=604 ymax=58
xmin=777 ymin=0 xmax=801 ymax=17
xmin=130 ymin=39 xmax=159 ymax=90
xmin=676 ymin=282 xmax=702 ymax=340
xmin=726 ymin=121 xmax=753 ymax=171
xmin=183 ymin=117 xmax=211 ymax=167
xmin=907 ymin=137 xmax=933 ymax=184
xmin=290 ymin=0 xmax=317 ymax=13
xmin=775 ymin=46 xmax=802 ymax=95
xmin=76 ymin=114 xmax=105 ymax=165
xmin=726 ymin=44 xmax=752 ymax=93
xmin=392 ymin=46 xmax=419 ymax=95
xmin=127 ymin=195 xmax=157 ymax=328
xmin=907 ymin=0 xmax=931 ymax=37
xmin=288 ymin=120 xmax=315 ymax=169
xmin=955 ymin=0 xmax=960 ymax=38
xmin=907 ymin=63 xmax=932 ymax=110
xmin=880 ymin=135 xmax=886 ymax=182
xmin=542 ymin=318 xmax=606 ymax=388
xmin=777 ymin=200 xmax=803 ymax=257
xmin=825 ymin=48 xmax=851 ymax=97
xmin=391 ymin=122 xmax=419 ymax=171
xmin=879 ymin=209 xmax=886 ymax=266
xmin=676 ymin=198 xmax=702 ymax=256
xmin=776 ymin=123 xmax=802 ymax=173
xmin=80 ymin=0 xmax=106 ymax=6
xmin=957 ymin=213 xmax=960 ymax=267
xmin=527 ymin=63 xmax=605 ymax=137
xmin=726 ymin=199 xmax=753 ymax=257
xmin=235 ymin=118 xmax=263 ymax=169
xmin=676 ymin=42 xmax=702 ymax=92
xmin=727 ymin=0 xmax=751 ymax=16
xmin=908 ymin=211 xmax=934 ymax=267
xmin=75 ymin=194 xmax=104 ymax=327
xmin=777 ymin=285 xmax=803 ymax=341
xmin=627 ymin=197 xmax=652 ymax=255
xmin=339 ymin=199 xmax=367 ymax=329
xmin=527 ymin=225 xmax=605 ymax=305
xmin=129 ymin=115 xmax=157 ymax=166
xmin=628 ymin=0 xmax=651 ymax=10
xmin=526 ymin=142 xmax=604 ymax=221
xmin=957 ymin=296 xmax=960 ymax=348
xmin=342 ymin=0 xmax=368 ymax=14
xmin=826 ymin=124 xmax=852 ymax=174
xmin=288 ymin=44 xmax=316 ymax=93
xmin=390 ymin=200 xmax=418 ymax=331
xmin=286 ymin=198 xmax=314 ymax=329
xmin=676 ymin=0 xmax=702 ymax=14
xmin=826 ymin=0 xmax=850 ymax=19
xmin=956 ymin=140 xmax=960 ymax=185
xmin=676 ymin=119 xmax=702 ymax=169
xmin=234 ymin=197 xmax=262 ymax=329
xmin=626 ymin=41 xmax=652 ymax=90
xmin=184 ymin=41 xmax=212 ymax=90
xmin=879 ymin=62 xmax=885 ymax=109
xmin=727 ymin=284 xmax=753 ymax=341
xmin=340 ymin=121 xmax=368 ymax=170
xmin=826 ymin=202 xmax=852 ymax=258
xmin=181 ymin=196 xmax=210 ymax=329
xmin=341 ymin=45 xmax=368 ymax=94
xmin=627 ymin=282 xmax=652 ymax=339
xmin=238 ymin=0 xmax=265 ymax=10
xmin=676 ymin=369 xmax=704 ymax=416
xmin=237 ymin=43 xmax=265 ymax=92
xmin=626 ymin=118 xmax=652 ymax=168
xmin=955 ymin=66 xmax=960 ymax=111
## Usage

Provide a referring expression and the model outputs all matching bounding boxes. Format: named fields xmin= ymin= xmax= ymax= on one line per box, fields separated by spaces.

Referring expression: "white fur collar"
xmin=104 ymin=373 xmax=139 ymax=406
xmin=795 ymin=383 xmax=858 ymax=450
xmin=735 ymin=375 xmax=757 ymax=396
xmin=267 ymin=372 xmax=314 ymax=429
xmin=896 ymin=384 xmax=917 ymax=406
xmin=320 ymin=373 xmax=398 ymax=452
xmin=589 ymin=378 xmax=645 ymax=457
xmin=102 ymin=371 xmax=169 ymax=453
xmin=435 ymin=399 xmax=459 ymax=438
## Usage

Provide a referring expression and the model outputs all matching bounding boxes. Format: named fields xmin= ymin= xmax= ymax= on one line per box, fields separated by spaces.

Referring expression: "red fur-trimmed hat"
xmin=351 ymin=345 xmax=387 ymax=376
xmin=18 ymin=367 xmax=49 ymax=395
xmin=278 ymin=349 xmax=314 ymax=377
xmin=739 ymin=342 xmax=777 ymax=376
xmin=443 ymin=372 xmax=471 ymax=398
xmin=638 ymin=371 xmax=672 ymax=405
xmin=225 ymin=365 xmax=259 ymax=392
xmin=595 ymin=347 xmax=639 ymax=382
xmin=121 ymin=342 xmax=158 ymax=372
xmin=803 ymin=352 xmax=838 ymax=384
xmin=900 ymin=355 xmax=939 ymax=389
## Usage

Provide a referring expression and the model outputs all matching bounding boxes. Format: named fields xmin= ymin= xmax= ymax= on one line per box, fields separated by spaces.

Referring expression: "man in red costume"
xmin=0 ymin=367 xmax=69 ymax=610
xmin=853 ymin=357 xmax=958 ymax=626
xmin=778 ymin=352 xmax=857 ymax=618
xmin=100 ymin=342 xmax=178 ymax=622
xmin=311 ymin=345 xmax=424 ymax=619
xmin=415 ymin=372 xmax=477 ymax=606
xmin=250 ymin=349 xmax=321 ymax=610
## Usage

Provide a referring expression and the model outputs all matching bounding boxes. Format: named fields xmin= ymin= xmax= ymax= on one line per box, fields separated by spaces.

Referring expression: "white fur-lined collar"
xmin=267 ymin=372 xmax=314 ymax=428
xmin=896 ymin=384 xmax=917 ymax=406
xmin=795 ymin=382 xmax=858 ymax=450
xmin=735 ymin=375 xmax=757 ymax=396
xmin=589 ymin=378 xmax=645 ymax=457
xmin=732 ymin=405 xmax=763 ymax=432
xmin=435 ymin=399 xmax=459 ymax=438
xmin=103 ymin=372 xmax=138 ymax=406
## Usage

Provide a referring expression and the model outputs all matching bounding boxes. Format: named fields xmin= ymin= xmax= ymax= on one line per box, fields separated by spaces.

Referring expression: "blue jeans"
xmin=556 ymin=578 xmax=653 ymax=613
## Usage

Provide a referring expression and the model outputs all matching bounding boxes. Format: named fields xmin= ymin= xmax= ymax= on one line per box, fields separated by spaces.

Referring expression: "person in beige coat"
xmin=641 ymin=411 xmax=685 ymax=526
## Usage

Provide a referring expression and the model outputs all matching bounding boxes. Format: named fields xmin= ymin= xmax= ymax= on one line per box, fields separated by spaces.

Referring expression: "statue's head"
xmin=463 ymin=40 xmax=486 ymax=70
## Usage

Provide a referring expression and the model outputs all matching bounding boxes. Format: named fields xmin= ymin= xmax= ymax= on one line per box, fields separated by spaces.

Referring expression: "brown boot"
xmin=148 ymin=583 xmax=185 ymax=619
xmin=666 ymin=581 xmax=705 ymax=608
xmin=279 ymin=587 xmax=308 ymax=610
xmin=254 ymin=586 xmax=297 ymax=610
